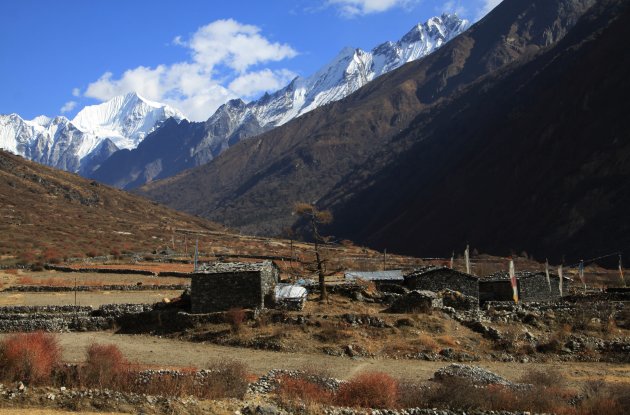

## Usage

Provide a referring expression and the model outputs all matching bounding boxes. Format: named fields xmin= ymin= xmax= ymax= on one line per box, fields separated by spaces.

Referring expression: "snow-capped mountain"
xmin=191 ymin=13 xmax=469 ymax=162
xmin=0 ymin=92 xmax=186 ymax=173
xmin=246 ymin=13 xmax=469 ymax=128
xmin=90 ymin=13 xmax=468 ymax=189
xmin=72 ymin=93 xmax=186 ymax=150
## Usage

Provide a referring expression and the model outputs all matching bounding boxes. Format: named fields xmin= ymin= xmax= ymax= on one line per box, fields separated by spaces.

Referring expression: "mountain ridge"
xmin=0 ymin=92 xmax=186 ymax=175
xmin=319 ymin=0 xmax=630 ymax=262
xmin=90 ymin=14 xmax=469 ymax=189
xmin=138 ymin=0 xmax=597 ymax=239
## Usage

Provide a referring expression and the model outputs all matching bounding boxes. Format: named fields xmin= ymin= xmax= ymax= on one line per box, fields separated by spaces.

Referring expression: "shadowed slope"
xmin=139 ymin=0 xmax=595 ymax=237
xmin=320 ymin=0 xmax=630 ymax=262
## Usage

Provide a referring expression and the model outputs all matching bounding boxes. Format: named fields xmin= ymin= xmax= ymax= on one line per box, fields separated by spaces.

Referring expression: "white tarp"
xmin=275 ymin=284 xmax=307 ymax=300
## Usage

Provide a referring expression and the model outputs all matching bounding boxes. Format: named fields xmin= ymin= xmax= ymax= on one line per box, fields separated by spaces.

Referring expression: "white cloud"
xmin=83 ymin=19 xmax=298 ymax=121
xmin=71 ymin=88 xmax=81 ymax=97
xmin=441 ymin=1 xmax=467 ymax=17
xmin=327 ymin=0 xmax=416 ymax=17
xmin=476 ymin=0 xmax=503 ymax=20
xmin=186 ymin=19 xmax=297 ymax=73
xmin=228 ymin=69 xmax=297 ymax=97
xmin=60 ymin=101 xmax=77 ymax=113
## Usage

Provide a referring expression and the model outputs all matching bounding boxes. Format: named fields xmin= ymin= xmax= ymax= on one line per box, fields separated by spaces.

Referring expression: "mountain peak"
xmin=70 ymin=92 xmax=186 ymax=150
xmin=400 ymin=14 xmax=467 ymax=44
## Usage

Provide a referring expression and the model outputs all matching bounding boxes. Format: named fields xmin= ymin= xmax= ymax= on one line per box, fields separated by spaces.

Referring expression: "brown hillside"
xmin=138 ymin=0 xmax=595 ymax=237
xmin=0 ymin=150 xmax=220 ymax=263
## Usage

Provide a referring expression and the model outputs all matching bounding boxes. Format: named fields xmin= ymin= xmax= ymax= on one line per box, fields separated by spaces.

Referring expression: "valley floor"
xmin=40 ymin=331 xmax=630 ymax=386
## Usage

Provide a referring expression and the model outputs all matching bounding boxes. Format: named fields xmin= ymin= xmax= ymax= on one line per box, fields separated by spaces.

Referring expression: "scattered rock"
xmin=433 ymin=364 xmax=514 ymax=386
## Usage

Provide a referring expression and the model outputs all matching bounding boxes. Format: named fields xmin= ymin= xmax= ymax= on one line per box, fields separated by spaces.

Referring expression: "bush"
xmin=519 ymin=369 xmax=565 ymax=388
xmin=425 ymin=377 xmax=484 ymax=410
xmin=204 ymin=360 xmax=249 ymax=399
xmin=83 ymin=343 xmax=127 ymax=388
xmin=225 ymin=308 xmax=247 ymax=332
xmin=277 ymin=375 xmax=332 ymax=407
xmin=577 ymin=381 xmax=629 ymax=415
xmin=0 ymin=332 xmax=61 ymax=385
xmin=335 ymin=372 xmax=398 ymax=408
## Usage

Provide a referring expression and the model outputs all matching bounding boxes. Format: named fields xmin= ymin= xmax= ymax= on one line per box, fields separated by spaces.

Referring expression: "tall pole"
xmin=383 ymin=248 xmax=387 ymax=270
xmin=558 ymin=265 xmax=564 ymax=297
xmin=194 ymin=239 xmax=199 ymax=272
xmin=545 ymin=258 xmax=551 ymax=293
xmin=619 ymin=254 xmax=626 ymax=287
xmin=464 ymin=245 xmax=470 ymax=274
xmin=579 ymin=259 xmax=586 ymax=291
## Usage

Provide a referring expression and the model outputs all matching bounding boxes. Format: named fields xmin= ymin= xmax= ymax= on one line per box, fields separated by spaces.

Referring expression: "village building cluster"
xmin=189 ymin=260 xmax=572 ymax=314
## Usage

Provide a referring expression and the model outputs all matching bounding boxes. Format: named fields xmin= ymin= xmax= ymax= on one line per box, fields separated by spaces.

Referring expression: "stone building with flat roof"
xmin=190 ymin=261 xmax=279 ymax=313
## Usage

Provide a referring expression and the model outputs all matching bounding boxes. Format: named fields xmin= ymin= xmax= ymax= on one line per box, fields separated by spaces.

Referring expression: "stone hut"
xmin=190 ymin=261 xmax=279 ymax=313
xmin=344 ymin=270 xmax=404 ymax=287
xmin=479 ymin=271 xmax=570 ymax=303
xmin=404 ymin=266 xmax=479 ymax=298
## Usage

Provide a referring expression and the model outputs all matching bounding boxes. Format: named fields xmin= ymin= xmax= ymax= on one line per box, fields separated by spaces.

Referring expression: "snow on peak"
xmin=30 ymin=115 xmax=53 ymax=127
xmin=240 ymin=14 xmax=469 ymax=128
xmin=0 ymin=92 xmax=187 ymax=173
xmin=71 ymin=92 xmax=187 ymax=150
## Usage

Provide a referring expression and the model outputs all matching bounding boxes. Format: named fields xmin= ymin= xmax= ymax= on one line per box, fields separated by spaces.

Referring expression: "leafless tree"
xmin=294 ymin=202 xmax=333 ymax=301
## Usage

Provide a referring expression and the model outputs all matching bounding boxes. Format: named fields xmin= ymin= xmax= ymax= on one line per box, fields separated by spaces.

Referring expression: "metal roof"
xmin=344 ymin=270 xmax=404 ymax=281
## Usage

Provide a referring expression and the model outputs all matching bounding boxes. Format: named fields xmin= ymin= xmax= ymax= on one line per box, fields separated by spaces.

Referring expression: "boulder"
xmin=388 ymin=290 xmax=442 ymax=313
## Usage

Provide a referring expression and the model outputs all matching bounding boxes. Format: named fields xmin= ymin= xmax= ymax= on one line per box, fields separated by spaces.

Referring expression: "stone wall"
xmin=191 ymin=268 xmax=278 ymax=314
xmin=0 ymin=304 xmax=154 ymax=332
xmin=519 ymin=274 xmax=564 ymax=301
xmin=3 ymin=284 xmax=188 ymax=292
xmin=480 ymin=273 xmax=570 ymax=303
xmin=406 ymin=269 xmax=479 ymax=298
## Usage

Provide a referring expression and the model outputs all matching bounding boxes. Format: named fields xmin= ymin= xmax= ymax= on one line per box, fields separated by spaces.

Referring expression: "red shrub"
xmin=277 ymin=375 xmax=332 ymax=405
xmin=225 ymin=308 xmax=246 ymax=332
xmin=0 ymin=332 xmax=61 ymax=385
xmin=42 ymin=248 xmax=62 ymax=264
xmin=83 ymin=343 xmax=127 ymax=388
xmin=335 ymin=372 xmax=399 ymax=408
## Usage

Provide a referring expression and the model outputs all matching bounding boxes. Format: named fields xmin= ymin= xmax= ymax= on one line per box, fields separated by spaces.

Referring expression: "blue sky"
xmin=0 ymin=0 xmax=501 ymax=121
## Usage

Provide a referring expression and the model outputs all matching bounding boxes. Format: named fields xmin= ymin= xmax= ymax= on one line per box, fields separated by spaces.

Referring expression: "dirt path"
xmin=53 ymin=332 xmax=630 ymax=385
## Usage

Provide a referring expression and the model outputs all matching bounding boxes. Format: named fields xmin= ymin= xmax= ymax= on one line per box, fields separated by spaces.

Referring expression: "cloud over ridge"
xmin=84 ymin=19 xmax=298 ymax=121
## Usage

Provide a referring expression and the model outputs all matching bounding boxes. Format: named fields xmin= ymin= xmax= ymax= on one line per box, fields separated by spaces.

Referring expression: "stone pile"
xmin=247 ymin=369 xmax=342 ymax=395
xmin=388 ymin=290 xmax=442 ymax=313
xmin=432 ymin=364 xmax=515 ymax=386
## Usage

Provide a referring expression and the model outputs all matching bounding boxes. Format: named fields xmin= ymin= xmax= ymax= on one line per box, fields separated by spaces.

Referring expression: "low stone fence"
xmin=0 ymin=304 xmax=154 ymax=332
xmin=2 ymin=284 xmax=189 ymax=293
xmin=0 ymin=303 xmax=240 ymax=333
xmin=44 ymin=265 xmax=156 ymax=276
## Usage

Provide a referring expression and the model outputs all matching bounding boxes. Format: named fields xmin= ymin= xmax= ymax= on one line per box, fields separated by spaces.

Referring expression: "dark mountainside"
xmin=319 ymin=0 xmax=630 ymax=263
xmin=139 ymin=0 xmax=596 ymax=237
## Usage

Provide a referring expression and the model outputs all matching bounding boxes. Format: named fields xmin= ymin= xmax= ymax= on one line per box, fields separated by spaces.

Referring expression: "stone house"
xmin=479 ymin=271 xmax=570 ymax=303
xmin=404 ymin=266 xmax=479 ymax=298
xmin=190 ymin=261 xmax=279 ymax=314
xmin=344 ymin=270 xmax=404 ymax=287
